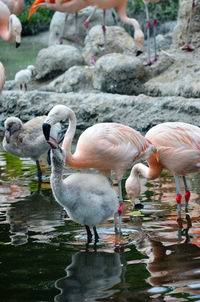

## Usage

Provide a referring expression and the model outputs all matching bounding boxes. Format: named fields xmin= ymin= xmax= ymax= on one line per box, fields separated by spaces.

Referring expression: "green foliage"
xmin=18 ymin=0 xmax=54 ymax=35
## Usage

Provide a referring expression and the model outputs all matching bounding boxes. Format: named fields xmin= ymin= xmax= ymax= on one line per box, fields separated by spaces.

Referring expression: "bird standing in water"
xmin=47 ymin=137 xmax=118 ymax=243
xmin=125 ymin=122 xmax=200 ymax=223
xmin=42 ymin=104 xmax=156 ymax=231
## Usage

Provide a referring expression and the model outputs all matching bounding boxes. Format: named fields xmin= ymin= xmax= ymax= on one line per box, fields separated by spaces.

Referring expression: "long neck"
xmin=50 ymin=163 xmax=66 ymax=207
xmin=117 ymin=2 xmax=141 ymax=32
xmin=61 ymin=109 xmax=78 ymax=167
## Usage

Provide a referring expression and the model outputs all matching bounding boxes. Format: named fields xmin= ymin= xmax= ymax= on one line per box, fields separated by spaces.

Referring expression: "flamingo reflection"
xmin=54 ymin=250 xmax=123 ymax=302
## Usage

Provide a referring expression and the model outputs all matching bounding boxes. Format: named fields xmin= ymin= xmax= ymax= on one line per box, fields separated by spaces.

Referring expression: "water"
xmin=0 ymin=142 xmax=200 ymax=302
xmin=0 ymin=33 xmax=49 ymax=80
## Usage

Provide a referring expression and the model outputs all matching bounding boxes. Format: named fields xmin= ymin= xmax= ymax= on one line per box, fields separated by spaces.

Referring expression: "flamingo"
xmin=28 ymin=0 xmax=144 ymax=56
xmin=0 ymin=0 xmax=22 ymax=47
xmin=0 ymin=62 xmax=6 ymax=92
xmin=42 ymin=104 xmax=157 ymax=230
xmin=2 ymin=116 xmax=61 ymax=182
xmin=47 ymin=137 xmax=118 ymax=243
xmin=125 ymin=122 xmax=200 ymax=222
xmin=142 ymin=0 xmax=161 ymax=66
xmin=15 ymin=65 xmax=36 ymax=91
xmin=1 ymin=0 xmax=25 ymax=15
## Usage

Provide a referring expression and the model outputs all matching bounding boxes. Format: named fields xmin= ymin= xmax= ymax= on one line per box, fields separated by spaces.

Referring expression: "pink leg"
xmin=143 ymin=3 xmax=151 ymax=66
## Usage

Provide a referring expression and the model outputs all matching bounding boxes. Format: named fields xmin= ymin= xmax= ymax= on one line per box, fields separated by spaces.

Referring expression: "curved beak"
xmin=16 ymin=42 xmax=21 ymax=48
xmin=47 ymin=136 xmax=59 ymax=149
xmin=43 ymin=123 xmax=51 ymax=140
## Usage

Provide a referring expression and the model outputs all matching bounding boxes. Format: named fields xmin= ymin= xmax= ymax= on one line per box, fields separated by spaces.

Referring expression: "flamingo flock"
xmin=1 ymin=0 xmax=199 ymax=245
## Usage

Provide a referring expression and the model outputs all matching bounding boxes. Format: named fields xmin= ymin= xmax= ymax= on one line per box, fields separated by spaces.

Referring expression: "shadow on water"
xmin=0 ymin=145 xmax=200 ymax=302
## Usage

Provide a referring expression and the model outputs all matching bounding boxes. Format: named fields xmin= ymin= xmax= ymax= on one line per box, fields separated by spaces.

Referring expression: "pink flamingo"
xmin=142 ymin=0 xmax=161 ymax=65
xmin=0 ymin=1 xmax=22 ymax=47
xmin=28 ymin=0 xmax=145 ymax=56
xmin=42 ymin=104 xmax=157 ymax=231
xmin=1 ymin=0 xmax=25 ymax=15
xmin=0 ymin=62 xmax=6 ymax=92
xmin=125 ymin=122 xmax=200 ymax=224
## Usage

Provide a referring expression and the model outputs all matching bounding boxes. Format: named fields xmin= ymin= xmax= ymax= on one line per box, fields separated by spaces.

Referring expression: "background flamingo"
xmin=47 ymin=137 xmax=118 ymax=243
xmin=28 ymin=0 xmax=144 ymax=56
xmin=42 ymin=104 xmax=156 ymax=230
xmin=0 ymin=0 xmax=22 ymax=47
xmin=142 ymin=0 xmax=161 ymax=65
xmin=1 ymin=0 xmax=25 ymax=15
xmin=0 ymin=62 xmax=6 ymax=92
xmin=125 ymin=122 xmax=200 ymax=222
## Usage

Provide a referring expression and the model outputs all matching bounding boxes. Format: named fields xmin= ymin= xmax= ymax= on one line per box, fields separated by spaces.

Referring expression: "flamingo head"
xmin=4 ymin=117 xmax=22 ymax=143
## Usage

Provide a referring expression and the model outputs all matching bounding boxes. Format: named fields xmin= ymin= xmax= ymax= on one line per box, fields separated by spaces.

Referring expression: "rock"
xmin=92 ymin=53 xmax=145 ymax=95
xmin=49 ymin=7 xmax=118 ymax=47
xmin=144 ymin=50 xmax=200 ymax=98
xmin=1 ymin=91 xmax=200 ymax=134
xmin=83 ymin=25 xmax=139 ymax=65
xmin=43 ymin=65 xmax=94 ymax=93
xmin=35 ymin=45 xmax=84 ymax=80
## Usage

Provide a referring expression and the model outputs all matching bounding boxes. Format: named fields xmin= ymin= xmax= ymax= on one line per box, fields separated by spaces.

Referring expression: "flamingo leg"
xmin=181 ymin=0 xmax=195 ymax=51
xmin=174 ymin=175 xmax=182 ymax=226
xmin=182 ymin=176 xmax=190 ymax=213
xmin=102 ymin=10 xmax=107 ymax=53
xmin=152 ymin=2 xmax=158 ymax=62
xmin=36 ymin=160 xmax=42 ymax=183
xmin=84 ymin=7 xmax=97 ymax=64
xmin=144 ymin=3 xmax=151 ymax=66
xmin=85 ymin=225 xmax=92 ymax=243
xmin=93 ymin=226 xmax=99 ymax=242
xmin=59 ymin=14 xmax=68 ymax=44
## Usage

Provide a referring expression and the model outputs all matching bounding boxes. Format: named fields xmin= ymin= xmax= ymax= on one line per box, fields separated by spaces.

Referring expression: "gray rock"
xmin=92 ymin=53 xmax=145 ymax=95
xmin=83 ymin=25 xmax=138 ymax=65
xmin=35 ymin=45 xmax=84 ymax=80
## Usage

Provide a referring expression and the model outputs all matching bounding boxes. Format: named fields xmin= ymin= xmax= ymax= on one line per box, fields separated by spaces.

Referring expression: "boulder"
xmin=35 ymin=45 xmax=84 ymax=80
xmin=83 ymin=25 xmax=139 ymax=65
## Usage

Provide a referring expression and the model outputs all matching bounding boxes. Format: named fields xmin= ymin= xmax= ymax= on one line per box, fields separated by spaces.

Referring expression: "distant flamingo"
xmin=28 ymin=0 xmax=145 ymax=56
xmin=0 ymin=1 xmax=22 ymax=47
xmin=42 ymin=104 xmax=156 ymax=230
xmin=125 ymin=122 xmax=200 ymax=219
xmin=1 ymin=0 xmax=25 ymax=15
xmin=142 ymin=0 xmax=161 ymax=65
xmin=47 ymin=137 xmax=118 ymax=242
xmin=0 ymin=62 xmax=6 ymax=92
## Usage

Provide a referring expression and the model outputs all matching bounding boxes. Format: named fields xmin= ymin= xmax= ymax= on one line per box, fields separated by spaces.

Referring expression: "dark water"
xmin=0 ymin=144 xmax=200 ymax=302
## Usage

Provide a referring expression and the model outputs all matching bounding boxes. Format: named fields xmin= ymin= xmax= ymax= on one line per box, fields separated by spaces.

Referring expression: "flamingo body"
xmin=125 ymin=122 xmax=200 ymax=211
xmin=0 ymin=1 xmax=22 ymax=46
xmin=48 ymin=141 xmax=118 ymax=242
xmin=1 ymin=0 xmax=25 ymax=15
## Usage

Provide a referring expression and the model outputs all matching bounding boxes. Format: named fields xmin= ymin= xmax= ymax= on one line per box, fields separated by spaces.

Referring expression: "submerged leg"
xmin=117 ymin=180 xmax=123 ymax=235
xmin=182 ymin=176 xmax=190 ymax=213
xmin=36 ymin=160 xmax=42 ymax=183
xmin=93 ymin=226 xmax=99 ymax=243
xmin=174 ymin=175 xmax=183 ymax=228
xmin=85 ymin=225 xmax=92 ymax=243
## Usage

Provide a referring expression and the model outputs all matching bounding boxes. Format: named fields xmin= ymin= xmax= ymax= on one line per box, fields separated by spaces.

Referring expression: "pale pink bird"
xmin=142 ymin=0 xmax=161 ymax=65
xmin=0 ymin=0 xmax=22 ymax=47
xmin=125 ymin=122 xmax=200 ymax=218
xmin=1 ymin=0 xmax=25 ymax=15
xmin=28 ymin=0 xmax=145 ymax=56
xmin=0 ymin=62 xmax=6 ymax=92
xmin=42 ymin=104 xmax=156 ymax=230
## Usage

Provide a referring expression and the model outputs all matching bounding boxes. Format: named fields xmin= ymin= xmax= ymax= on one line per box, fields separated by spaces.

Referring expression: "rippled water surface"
xmin=0 ymin=144 xmax=200 ymax=302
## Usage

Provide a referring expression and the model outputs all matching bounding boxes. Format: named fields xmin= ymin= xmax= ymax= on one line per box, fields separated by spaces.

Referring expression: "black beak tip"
xmin=42 ymin=123 xmax=51 ymax=141
xmin=16 ymin=42 xmax=21 ymax=48
xmin=136 ymin=50 xmax=143 ymax=57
